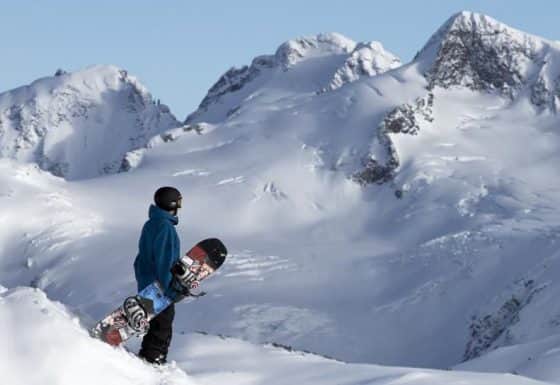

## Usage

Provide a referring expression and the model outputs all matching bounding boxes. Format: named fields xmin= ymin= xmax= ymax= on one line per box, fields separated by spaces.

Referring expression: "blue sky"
xmin=1 ymin=0 xmax=558 ymax=119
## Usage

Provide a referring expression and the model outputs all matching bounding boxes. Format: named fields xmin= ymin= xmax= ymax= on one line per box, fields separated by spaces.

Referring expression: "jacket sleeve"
xmin=153 ymin=225 xmax=180 ymax=298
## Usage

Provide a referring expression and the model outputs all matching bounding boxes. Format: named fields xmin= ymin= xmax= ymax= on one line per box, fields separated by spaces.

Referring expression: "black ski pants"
xmin=139 ymin=303 xmax=175 ymax=363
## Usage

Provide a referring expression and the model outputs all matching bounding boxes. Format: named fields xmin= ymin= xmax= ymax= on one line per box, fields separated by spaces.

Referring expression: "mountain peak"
xmin=274 ymin=33 xmax=356 ymax=68
xmin=433 ymin=11 xmax=531 ymax=38
xmin=414 ymin=11 xmax=554 ymax=97
xmin=322 ymin=40 xmax=401 ymax=92
xmin=187 ymin=33 xmax=399 ymax=123
xmin=417 ymin=11 xmax=541 ymax=63
xmin=0 ymin=65 xmax=180 ymax=179
xmin=446 ymin=11 xmax=501 ymax=31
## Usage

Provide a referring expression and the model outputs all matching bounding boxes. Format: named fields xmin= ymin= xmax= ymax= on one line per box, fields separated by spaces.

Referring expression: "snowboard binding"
xmin=170 ymin=238 xmax=226 ymax=297
xmin=172 ymin=257 xmax=209 ymax=287
xmin=123 ymin=296 xmax=149 ymax=333
xmin=170 ymin=257 xmax=208 ymax=296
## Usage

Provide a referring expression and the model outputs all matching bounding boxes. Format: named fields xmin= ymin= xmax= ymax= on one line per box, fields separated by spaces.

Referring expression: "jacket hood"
xmin=149 ymin=204 xmax=179 ymax=225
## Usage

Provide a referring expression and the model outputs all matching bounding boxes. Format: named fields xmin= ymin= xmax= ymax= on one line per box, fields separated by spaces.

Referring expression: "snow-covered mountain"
xmin=417 ymin=11 xmax=560 ymax=109
xmin=0 ymin=65 xmax=181 ymax=179
xmin=2 ymin=10 xmax=560 ymax=385
xmin=186 ymin=32 xmax=401 ymax=124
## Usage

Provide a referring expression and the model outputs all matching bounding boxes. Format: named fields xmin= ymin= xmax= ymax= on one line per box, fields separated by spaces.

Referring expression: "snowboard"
xmin=90 ymin=238 xmax=227 ymax=346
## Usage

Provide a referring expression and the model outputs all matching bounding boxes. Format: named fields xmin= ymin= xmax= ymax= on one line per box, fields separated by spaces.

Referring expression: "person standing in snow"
xmin=133 ymin=186 xmax=183 ymax=364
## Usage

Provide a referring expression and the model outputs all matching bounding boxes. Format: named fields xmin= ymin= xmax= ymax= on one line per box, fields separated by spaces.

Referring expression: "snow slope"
xmin=1 ymin=285 xmax=551 ymax=385
xmin=0 ymin=286 xmax=193 ymax=385
xmin=456 ymin=334 xmax=560 ymax=383
xmin=1 ymin=9 xmax=560 ymax=385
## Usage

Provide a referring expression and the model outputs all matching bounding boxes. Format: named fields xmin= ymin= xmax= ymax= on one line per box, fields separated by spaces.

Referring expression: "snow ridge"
xmin=321 ymin=41 xmax=401 ymax=92
xmin=186 ymin=33 xmax=400 ymax=123
xmin=274 ymin=32 xmax=356 ymax=68
xmin=0 ymin=286 xmax=193 ymax=385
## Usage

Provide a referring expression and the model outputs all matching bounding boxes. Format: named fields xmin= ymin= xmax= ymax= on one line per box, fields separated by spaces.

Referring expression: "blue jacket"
xmin=134 ymin=204 xmax=181 ymax=298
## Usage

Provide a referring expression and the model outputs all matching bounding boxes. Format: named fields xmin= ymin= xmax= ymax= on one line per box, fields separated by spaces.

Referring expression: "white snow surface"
xmin=0 ymin=286 xmax=193 ymax=385
xmin=2 ymin=10 xmax=560 ymax=385
xmin=455 ymin=334 xmax=560 ymax=383
xmin=0 ymin=285 xmax=552 ymax=385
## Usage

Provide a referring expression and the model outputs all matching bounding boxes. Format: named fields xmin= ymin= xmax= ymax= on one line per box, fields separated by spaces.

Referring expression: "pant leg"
xmin=139 ymin=303 xmax=175 ymax=363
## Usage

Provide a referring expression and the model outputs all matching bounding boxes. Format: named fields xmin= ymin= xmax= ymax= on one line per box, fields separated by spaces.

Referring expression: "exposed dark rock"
xmin=463 ymin=279 xmax=547 ymax=361
xmin=414 ymin=12 xmax=560 ymax=114
xmin=531 ymin=75 xmax=551 ymax=108
xmin=531 ymin=73 xmax=560 ymax=111
xmin=385 ymin=93 xmax=434 ymax=135
xmin=352 ymin=94 xmax=434 ymax=186
xmin=418 ymin=12 xmax=539 ymax=97
xmin=54 ymin=68 xmax=67 ymax=77
xmin=425 ymin=29 xmax=530 ymax=95
xmin=352 ymin=157 xmax=396 ymax=186
xmin=186 ymin=56 xmax=275 ymax=123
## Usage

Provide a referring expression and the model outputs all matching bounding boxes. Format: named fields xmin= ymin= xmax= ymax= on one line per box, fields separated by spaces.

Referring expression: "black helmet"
xmin=154 ymin=186 xmax=182 ymax=211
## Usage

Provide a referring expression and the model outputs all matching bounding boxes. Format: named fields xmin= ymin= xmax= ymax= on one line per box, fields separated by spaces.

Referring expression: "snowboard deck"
xmin=90 ymin=238 xmax=227 ymax=346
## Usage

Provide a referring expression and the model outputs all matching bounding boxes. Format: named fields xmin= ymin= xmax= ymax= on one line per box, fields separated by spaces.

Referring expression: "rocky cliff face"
xmin=0 ymin=65 xmax=180 ymax=179
xmin=464 ymin=279 xmax=547 ymax=361
xmin=351 ymin=11 xmax=560 ymax=189
xmin=416 ymin=11 xmax=560 ymax=110
xmin=352 ymin=94 xmax=434 ymax=186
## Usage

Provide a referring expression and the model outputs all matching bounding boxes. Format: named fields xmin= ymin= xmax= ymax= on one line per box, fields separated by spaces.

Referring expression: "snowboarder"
xmin=133 ymin=186 xmax=183 ymax=365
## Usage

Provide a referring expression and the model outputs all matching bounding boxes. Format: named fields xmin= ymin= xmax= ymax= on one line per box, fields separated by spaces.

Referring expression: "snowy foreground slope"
xmin=456 ymin=334 xmax=560 ymax=383
xmin=2 ymin=10 xmax=560 ymax=385
xmin=0 ymin=286 xmax=192 ymax=385
xmin=1 ymin=286 xmax=550 ymax=385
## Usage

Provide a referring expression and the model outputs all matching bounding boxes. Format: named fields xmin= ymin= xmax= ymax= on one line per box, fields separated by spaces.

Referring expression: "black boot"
xmin=140 ymin=352 xmax=167 ymax=365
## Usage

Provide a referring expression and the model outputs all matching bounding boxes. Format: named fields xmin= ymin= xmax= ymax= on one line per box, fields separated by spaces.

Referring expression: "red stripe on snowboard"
xmin=104 ymin=329 xmax=123 ymax=346
xmin=187 ymin=245 xmax=207 ymax=262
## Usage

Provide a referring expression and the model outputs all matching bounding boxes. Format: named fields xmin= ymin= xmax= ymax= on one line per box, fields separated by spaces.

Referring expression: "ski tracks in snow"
xmin=217 ymin=176 xmax=246 ymax=186
xmin=223 ymin=251 xmax=298 ymax=281
xmin=172 ymin=169 xmax=212 ymax=177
